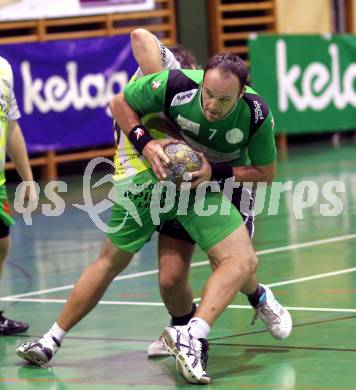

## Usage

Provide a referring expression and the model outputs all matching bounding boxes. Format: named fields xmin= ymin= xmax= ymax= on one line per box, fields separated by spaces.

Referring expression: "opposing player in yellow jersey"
xmin=0 ymin=56 xmax=36 ymax=335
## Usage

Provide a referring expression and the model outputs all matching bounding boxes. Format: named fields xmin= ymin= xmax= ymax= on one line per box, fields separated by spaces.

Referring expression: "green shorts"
xmin=107 ymin=169 xmax=243 ymax=253
xmin=0 ymin=185 xmax=14 ymax=227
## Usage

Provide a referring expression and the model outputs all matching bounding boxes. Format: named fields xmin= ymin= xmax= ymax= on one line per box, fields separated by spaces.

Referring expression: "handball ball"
xmin=164 ymin=142 xmax=202 ymax=185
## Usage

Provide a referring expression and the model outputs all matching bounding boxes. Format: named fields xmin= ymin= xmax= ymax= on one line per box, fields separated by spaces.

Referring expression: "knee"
xmin=247 ymin=251 xmax=259 ymax=276
xmin=96 ymin=255 xmax=119 ymax=275
xmin=213 ymin=248 xmax=258 ymax=280
xmin=95 ymin=245 xmax=132 ymax=276
xmin=235 ymin=244 xmax=258 ymax=278
xmin=159 ymin=270 xmax=187 ymax=293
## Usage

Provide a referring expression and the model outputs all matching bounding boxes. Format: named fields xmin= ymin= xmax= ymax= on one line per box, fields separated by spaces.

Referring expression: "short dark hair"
xmin=169 ymin=44 xmax=200 ymax=69
xmin=204 ymin=53 xmax=248 ymax=90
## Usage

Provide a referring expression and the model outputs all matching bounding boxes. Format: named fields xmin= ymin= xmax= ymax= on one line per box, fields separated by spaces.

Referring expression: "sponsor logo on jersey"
xmin=152 ymin=80 xmax=161 ymax=90
xmin=253 ymin=100 xmax=265 ymax=124
xmin=134 ymin=127 xmax=145 ymax=140
xmin=226 ymin=128 xmax=244 ymax=144
xmin=171 ymin=89 xmax=198 ymax=106
xmin=176 ymin=114 xmax=200 ymax=135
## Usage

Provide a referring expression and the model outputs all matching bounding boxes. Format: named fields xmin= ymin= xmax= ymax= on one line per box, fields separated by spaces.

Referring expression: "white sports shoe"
xmin=252 ymin=284 xmax=292 ymax=339
xmin=161 ymin=325 xmax=211 ymax=384
xmin=147 ymin=336 xmax=171 ymax=357
xmin=16 ymin=336 xmax=60 ymax=367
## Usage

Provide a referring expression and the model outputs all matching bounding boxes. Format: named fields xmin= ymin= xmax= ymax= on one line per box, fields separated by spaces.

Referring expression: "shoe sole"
xmin=161 ymin=329 xmax=211 ymax=385
xmin=16 ymin=349 xmax=49 ymax=367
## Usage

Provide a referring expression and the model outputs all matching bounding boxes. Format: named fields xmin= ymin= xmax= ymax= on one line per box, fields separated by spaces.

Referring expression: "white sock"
xmin=44 ymin=322 xmax=66 ymax=345
xmin=187 ymin=317 xmax=210 ymax=340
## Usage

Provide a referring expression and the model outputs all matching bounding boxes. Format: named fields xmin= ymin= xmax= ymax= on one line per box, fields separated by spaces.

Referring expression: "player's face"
xmin=202 ymin=69 xmax=242 ymax=122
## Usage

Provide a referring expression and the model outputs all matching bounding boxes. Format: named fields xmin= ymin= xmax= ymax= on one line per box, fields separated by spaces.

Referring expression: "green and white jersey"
xmin=124 ymin=69 xmax=276 ymax=169
xmin=113 ymin=40 xmax=181 ymax=181
xmin=0 ymin=56 xmax=21 ymax=186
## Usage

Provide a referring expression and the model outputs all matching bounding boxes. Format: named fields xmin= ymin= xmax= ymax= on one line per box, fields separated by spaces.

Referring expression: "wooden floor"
xmin=0 ymin=140 xmax=356 ymax=389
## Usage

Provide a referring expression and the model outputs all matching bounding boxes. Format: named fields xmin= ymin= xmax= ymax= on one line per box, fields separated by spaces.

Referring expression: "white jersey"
xmin=133 ymin=35 xmax=181 ymax=79
xmin=0 ymin=56 xmax=21 ymax=184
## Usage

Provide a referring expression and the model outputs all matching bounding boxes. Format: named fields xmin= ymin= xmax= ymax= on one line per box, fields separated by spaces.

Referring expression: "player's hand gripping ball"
xmin=163 ymin=142 xmax=202 ymax=185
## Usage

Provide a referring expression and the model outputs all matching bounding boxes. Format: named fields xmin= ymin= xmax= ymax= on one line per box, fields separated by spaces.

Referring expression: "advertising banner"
xmin=0 ymin=34 xmax=137 ymax=152
xmin=248 ymin=35 xmax=356 ymax=134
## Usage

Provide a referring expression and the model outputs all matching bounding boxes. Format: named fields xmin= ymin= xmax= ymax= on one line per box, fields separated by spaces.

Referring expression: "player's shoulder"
xmin=164 ymin=70 xmax=202 ymax=106
xmin=0 ymin=57 xmax=14 ymax=91
xmin=180 ymin=69 xmax=204 ymax=83
xmin=244 ymin=86 xmax=267 ymax=106
xmin=168 ymin=69 xmax=203 ymax=85
xmin=243 ymin=86 xmax=270 ymax=107
xmin=0 ymin=56 xmax=13 ymax=75
xmin=242 ymin=85 xmax=271 ymax=120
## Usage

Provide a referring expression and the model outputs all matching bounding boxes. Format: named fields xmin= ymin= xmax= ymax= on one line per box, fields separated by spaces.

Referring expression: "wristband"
xmin=210 ymin=162 xmax=234 ymax=181
xmin=128 ymin=125 xmax=153 ymax=154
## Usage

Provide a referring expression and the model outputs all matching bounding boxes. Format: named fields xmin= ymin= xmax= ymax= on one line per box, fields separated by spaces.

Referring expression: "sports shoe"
xmin=161 ymin=325 xmax=211 ymax=384
xmin=16 ymin=336 xmax=60 ymax=367
xmin=252 ymin=284 xmax=292 ymax=339
xmin=147 ymin=336 xmax=171 ymax=357
xmin=0 ymin=311 xmax=29 ymax=335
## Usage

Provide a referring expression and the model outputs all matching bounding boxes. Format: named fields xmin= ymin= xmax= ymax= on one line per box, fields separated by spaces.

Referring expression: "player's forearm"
xmin=232 ymin=163 xmax=275 ymax=184
xmin=110 ymin=92 xmax=142 ymax=136
xmin=7 ymin=122 xmax=33 ymax=182
xmin=110 ymin=93 xmax=156 ymax=155
xmin=210 ymin=161 xmax=275 ymax=185
xmin=131 ymin=28 xmax=162 ymax=75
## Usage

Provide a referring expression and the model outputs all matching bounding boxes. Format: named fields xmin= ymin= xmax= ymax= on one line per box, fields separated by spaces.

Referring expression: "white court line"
xmin=3 ymin=298 xmax=356 ymax=314
xmin=225 ymin=305 xmax=356 ymax=313
xmin=1 ymin=232 xmax=356 ymax=301
xmin=2 ymin=298 xmax=165 ymax=306
xmin=1 ymin=269 xmax=161 ymax=300
xmin=267 ymin=267 xmax=356 ymax=287
xmin=192 ymin=266 xmax=356 ymax=303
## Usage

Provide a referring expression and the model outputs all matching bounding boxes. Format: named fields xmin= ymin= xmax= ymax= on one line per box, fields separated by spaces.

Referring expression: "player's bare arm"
xmin=7 ymin=120 xmax=33 ymax=182
xmin=110 ymin=92 xmax=171 ymax=180
xmin=130 ymin=28 xmax=163 ymax=75
xmin=232 ymin=161 xmax=275 ymax=184
xmin=190 ymin=159 xmax=275 ymax=188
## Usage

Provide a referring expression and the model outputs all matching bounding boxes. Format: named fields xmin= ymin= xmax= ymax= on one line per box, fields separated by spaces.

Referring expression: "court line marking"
xmin=3 ymin=298 xmax=356 ymax=314
xmin=1 ymin=232 xmax=356 ymax=301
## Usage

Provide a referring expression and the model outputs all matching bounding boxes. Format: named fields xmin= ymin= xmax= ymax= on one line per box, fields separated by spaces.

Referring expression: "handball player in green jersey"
xmin=17 ymin=30 xmax=291 ymax=385
xmin=125 ymin=29 xmax=292 ymax=360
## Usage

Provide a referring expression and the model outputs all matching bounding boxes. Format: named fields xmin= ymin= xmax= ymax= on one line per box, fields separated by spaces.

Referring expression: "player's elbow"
xmin=130 ymin=28 xmax=151 ymax=48
xmin=109 ymin=92 xmax=125 ymax=121
xmin=262 ymin=162 xmax=276 ymax=185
